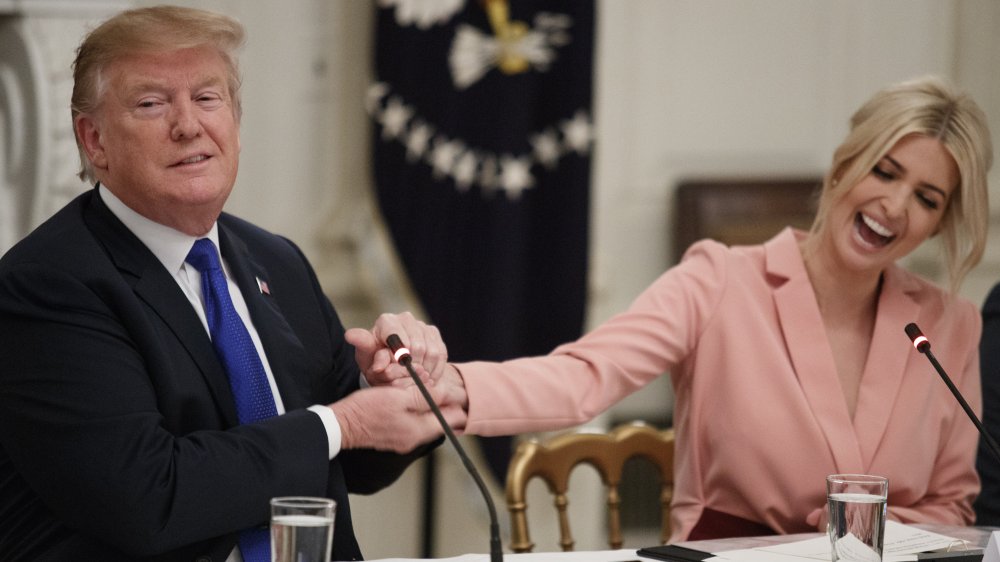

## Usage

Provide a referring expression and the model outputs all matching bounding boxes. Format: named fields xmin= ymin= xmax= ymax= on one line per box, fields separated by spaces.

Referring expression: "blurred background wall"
xmin=2 ymin=0 xmax=999 ymax=558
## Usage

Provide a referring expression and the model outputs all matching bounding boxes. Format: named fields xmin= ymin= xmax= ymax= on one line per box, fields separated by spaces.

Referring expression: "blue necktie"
xmin=186 ymin=238 xmax=276 ymax=562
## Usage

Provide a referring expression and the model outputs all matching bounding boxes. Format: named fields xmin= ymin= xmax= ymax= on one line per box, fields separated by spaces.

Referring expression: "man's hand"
xmin=345 ymin=312 xmax=447 ymax=386
xmin=331 ymin=385 xmax=465 ymax=453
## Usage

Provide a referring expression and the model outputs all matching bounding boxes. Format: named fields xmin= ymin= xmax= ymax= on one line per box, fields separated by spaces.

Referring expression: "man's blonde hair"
xmin=71 ymin=5 xmax=246 ymax=183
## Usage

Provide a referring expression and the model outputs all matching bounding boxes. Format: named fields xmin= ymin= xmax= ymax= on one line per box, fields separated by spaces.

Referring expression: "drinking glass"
xmin=270 ymin=496 xmax=335 ymax=562
xmin=826 ymin=474 xmax=888 ymax=562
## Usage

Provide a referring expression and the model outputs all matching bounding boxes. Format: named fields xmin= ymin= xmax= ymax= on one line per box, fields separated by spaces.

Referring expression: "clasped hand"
xmin=346 ymin=311 xmax=446 ymax=386
xmin=334 ymin=312 xmax=469 ymax=452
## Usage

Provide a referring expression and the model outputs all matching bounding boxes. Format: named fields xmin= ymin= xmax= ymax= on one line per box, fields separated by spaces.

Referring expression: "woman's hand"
xmin=346 ymin=312 xmax=447 ymax=386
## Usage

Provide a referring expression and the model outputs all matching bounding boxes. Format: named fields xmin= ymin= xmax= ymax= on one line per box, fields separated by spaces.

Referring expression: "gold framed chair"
xmin=504 ymin=421 xmax=675 ymax=553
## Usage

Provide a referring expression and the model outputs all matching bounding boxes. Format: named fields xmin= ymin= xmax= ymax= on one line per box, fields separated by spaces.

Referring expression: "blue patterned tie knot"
xmin=185 ymin=238 xmax=276 ymax=562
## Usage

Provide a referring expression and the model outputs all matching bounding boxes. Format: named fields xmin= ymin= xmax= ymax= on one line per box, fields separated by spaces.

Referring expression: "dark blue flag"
xmin=369 ymin=0 xmax=594 ymax=486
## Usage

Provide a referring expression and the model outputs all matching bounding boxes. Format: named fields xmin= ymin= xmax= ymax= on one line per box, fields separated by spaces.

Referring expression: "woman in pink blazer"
xmin=430 ymin=76 xmax=995 ymax=541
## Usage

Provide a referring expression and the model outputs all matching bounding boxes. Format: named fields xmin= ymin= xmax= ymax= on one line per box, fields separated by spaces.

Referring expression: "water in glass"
xmin=271 ymin=514 xmax=334 ymax=562
xmin=827 ymin=492 xmax=886 ymax=562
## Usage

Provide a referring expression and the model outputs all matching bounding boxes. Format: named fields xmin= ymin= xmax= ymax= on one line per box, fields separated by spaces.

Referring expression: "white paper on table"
xmin=373 ymin=549 xmax=647 ymax=562
xmin=705 ymin=521 xmax=966 ymax=562
xmin=983 ymin=531 xmax=1000 ymax=562
xmin=832 ymin=533 xmax=882 ymax=562
xmin=705 ymin=547 xmax=819 ymax=561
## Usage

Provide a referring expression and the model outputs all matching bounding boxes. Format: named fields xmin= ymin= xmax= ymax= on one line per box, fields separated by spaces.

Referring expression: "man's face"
xmin=75 ymin=46 xmax=240 ymax=236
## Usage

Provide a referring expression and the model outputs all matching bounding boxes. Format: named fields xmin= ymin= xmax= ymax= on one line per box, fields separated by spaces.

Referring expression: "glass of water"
xmin=270 ymin=496 xmax=335 ymax=562
xmin=826 ymin=474 xmax=888 ymax=562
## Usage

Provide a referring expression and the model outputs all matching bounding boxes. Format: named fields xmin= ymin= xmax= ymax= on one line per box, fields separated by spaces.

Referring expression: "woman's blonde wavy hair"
xmin=811 ymin=76 xmax=993 ymax=292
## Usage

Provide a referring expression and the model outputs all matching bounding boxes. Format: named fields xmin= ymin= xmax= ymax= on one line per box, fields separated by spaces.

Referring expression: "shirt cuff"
xmin=307 ymin=405 xmax=342 ymax=459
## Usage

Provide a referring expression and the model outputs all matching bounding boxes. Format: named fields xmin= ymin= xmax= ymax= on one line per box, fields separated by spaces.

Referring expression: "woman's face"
xmin=822 ymin=133 xmax=958 ymax=276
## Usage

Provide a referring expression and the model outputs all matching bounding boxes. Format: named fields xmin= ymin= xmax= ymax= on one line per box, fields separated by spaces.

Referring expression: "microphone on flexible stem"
xmin=904 ymin=322 xmax=1000 ymax=464
xmin=386 ymin=334 xmax=503 ymax=562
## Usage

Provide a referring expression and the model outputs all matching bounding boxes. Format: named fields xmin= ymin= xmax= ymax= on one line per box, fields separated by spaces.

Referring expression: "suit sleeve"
xmin=975 ymin=283 xmax=1000 ymax=524
xmin=0 ymin=261 xmax=331 ymax=556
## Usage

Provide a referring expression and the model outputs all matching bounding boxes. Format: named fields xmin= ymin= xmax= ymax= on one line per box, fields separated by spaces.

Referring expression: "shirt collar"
xmin=98 ymin=184 xmax=220 ymax=274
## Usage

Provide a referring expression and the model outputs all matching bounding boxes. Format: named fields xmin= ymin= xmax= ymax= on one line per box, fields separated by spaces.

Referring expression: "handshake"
xmin=332 ymin=312 xmax=470 ymax=453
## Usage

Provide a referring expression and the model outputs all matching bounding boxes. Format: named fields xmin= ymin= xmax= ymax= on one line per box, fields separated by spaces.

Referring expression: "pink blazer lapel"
xmin=852 ymin=265 xmax=921 ymax=468
xmin=766 ymin=229 xmax=865 ymax=473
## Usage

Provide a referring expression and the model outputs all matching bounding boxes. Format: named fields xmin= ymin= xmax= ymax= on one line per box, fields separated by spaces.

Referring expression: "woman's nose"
xmin=882 ymin=186 xmax=910 ymax=218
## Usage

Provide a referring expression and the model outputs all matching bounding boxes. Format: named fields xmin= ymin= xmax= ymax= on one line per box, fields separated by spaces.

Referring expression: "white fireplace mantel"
xmin=0 ymin=0 xmax=127 ymax=253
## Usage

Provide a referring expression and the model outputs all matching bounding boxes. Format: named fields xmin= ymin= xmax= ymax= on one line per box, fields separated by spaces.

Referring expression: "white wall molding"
xmin=0 ymin=2 xmax=127 ymax=254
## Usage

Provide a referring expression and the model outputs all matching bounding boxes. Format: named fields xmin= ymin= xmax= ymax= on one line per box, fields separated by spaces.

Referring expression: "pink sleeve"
xmin=890 ymin=299 xmax=981 ymax=525
xmin=458 ymin=239 xmax=730 ymax=436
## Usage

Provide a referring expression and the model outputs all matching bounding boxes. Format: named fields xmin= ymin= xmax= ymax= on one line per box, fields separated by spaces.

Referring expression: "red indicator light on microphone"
xmin=393 ymin=346 xmax=411 ymax=363
xmin=904 ymin=322 xmax=930 ymax=353
xmin=386 ymin=334 xmax=412 ymax=364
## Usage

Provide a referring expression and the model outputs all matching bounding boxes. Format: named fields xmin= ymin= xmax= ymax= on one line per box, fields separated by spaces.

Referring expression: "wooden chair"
xmin=504 ymin=421 xmax=675 ymax=553
xmin=673 ymin=178 xmax=821 ymax=262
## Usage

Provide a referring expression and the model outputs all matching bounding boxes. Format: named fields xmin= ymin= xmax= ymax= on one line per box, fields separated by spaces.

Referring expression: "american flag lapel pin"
xmin=256 ymin=277 xmax=271 ymax=295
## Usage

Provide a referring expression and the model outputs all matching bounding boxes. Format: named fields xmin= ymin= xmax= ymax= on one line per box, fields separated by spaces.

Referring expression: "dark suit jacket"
xmin=0 ymin=188 xmax=429 ymax=561
xmin=976 ymin=282 xmax=1000 ymax=525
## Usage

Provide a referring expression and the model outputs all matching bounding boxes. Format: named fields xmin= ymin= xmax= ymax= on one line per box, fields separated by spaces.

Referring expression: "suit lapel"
xmin=217 ymin=222 xmax=312 ymax=411
xmin=766 ymin=229 xmax=865 ymax=473
xmin=852 ymin=266 xmax=921 ymax=468
xmin=83 ymin=191 xmax=239 ymax=425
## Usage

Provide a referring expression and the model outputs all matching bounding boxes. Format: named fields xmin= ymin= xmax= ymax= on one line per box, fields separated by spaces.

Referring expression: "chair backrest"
xmin=504 ymin=421 xmax=675 ymax=553
xmin=673 ymin=178 xmax=821 ymax=263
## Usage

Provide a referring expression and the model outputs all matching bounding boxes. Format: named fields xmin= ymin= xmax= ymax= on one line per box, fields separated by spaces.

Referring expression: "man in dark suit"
xmin=0 ymin=6 xmax=458 ymax=561
xmin=976 ymin=283 xmax=1000 ymax=525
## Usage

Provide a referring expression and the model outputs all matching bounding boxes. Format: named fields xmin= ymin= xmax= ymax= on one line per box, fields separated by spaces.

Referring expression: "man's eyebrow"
xmin=191 ymin=75 xmax=227 ymax=90
xmin=121 ymin=75 xmax=226 ymax=97
xmin=883 ymin=154 xmax=949 ymax=198
xmin=121 ymin=78 xmax=167 ymax=98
